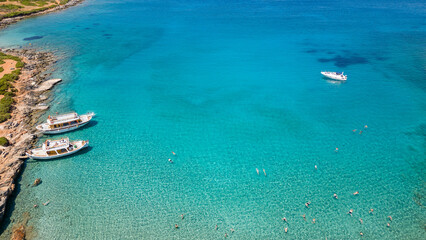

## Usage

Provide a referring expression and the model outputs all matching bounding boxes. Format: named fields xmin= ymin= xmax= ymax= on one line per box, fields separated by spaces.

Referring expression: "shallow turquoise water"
xmin=0 ymin=0 xmax=425 ymax=239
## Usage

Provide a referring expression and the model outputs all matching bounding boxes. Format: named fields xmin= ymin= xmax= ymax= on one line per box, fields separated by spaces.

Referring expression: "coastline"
xmin=0 ymin=2 xmax=86 ymax=238
xmin=0 ymin=48 xmax=60 ymax=239
xmin=0 ymin=0 xmax=84 ymax=31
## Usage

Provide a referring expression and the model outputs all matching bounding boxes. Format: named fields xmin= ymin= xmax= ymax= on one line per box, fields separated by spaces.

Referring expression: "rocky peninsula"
xmin=0 ymin=0 xmax=84 ymax=30
xmin=0 ymin=48 xmax=61 ymax=238
xmin=0 ymin=1 xmax=86 ymax=239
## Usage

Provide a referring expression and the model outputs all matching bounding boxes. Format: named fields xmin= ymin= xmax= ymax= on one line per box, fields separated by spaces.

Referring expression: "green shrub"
xmin=15 ymin=61 xmax=24 ymax=68
xmin=0 ymin=67 xmax=3 ymax=73
xmin=0 ymin=113 xmax=11 ymax=123
xmin=0 ymin=95 xmax=14 ymax=114
xmin=0 ymin=4 xmax=24 ymax=11
xmin=0 ymin=137 xmax=9 ymax=146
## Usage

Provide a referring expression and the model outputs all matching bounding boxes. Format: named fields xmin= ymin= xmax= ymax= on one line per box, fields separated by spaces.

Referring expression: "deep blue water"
xmin=0 ymin=0 xmax=425 ymax=239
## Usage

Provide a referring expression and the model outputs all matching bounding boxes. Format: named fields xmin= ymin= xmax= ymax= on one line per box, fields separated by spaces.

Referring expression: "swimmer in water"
xmin=181 ymin=214 xmax=184 ymax=220
xmin=335 ymin=147 xmax=339 ymax=152
xmin=33 ymin=204 xmax=38 ymax=208
xmin=353 ymin=191 xmax=359 ymax=195
xmin=172 ymin=151 xmax=176 ymax=155
xmin=285 ymin=227 xmax=288 ymax=233
xmin=360 ymin=218 xmax=363 ymax=224
xmin=282 ymin=217 xmax=287 ymax=222
xmin=353 ymin=129 xmax=357 ymax=133
xmin=263 ymin=169 xmax=266 ymax=176
xmin=369 ymin=209 xmax=374 ymax=214
xmin=388 ymin=216 xmax=392 ymax=221
xmin=175 ymin=224 xmax=179 ymax=229
xmin=168 ymin=158 xmax=173 ymax=163
xmin=333 ymin=193 xmax=338 ymax=199
xmin=256 ymin=168 xmax=259 ymax=175
xmin=360 ymin=232 xmax=363 ymax=236
xmin=387 ymin=223 xmax=390 ymax=227
xmin=348 ymin=209 xmax=353 ymax=216
xmin=312 ymin=218 xmax=316 ymax=224
xmin=305 ymin=202 xmax=311 ymax=208
xmin=225 ymin=233 xmax=228 ymax=238
xmin=359 ymin=130 xmax=363 ymax=134
xmin=315 ymin=165 xmax=318 ymax=170
xmin=302 ymin=214 xmax=306 ymax=221
xmin=230 ymin=228 xmax=234 ymax=233
xmin=364 ymin=125 xmax=368 ymax=129
xmin=43 ymin=200 xmax=50 ymax=206
xmin=215 ymin=224 xmax=218 ymax=230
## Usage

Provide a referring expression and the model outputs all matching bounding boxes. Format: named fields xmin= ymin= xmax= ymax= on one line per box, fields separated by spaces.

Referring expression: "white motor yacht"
xmin=321 ymin=71 xmax=347 ymax=81
xmin=26 ymin=138 xmax=89 ymax=160
xmin=36 ymin=112 xmax=95 ymax=134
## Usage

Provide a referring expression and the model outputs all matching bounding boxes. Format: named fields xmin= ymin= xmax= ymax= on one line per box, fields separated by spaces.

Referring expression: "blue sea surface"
xmin=0 ymin=0 xmax=425 ymax=239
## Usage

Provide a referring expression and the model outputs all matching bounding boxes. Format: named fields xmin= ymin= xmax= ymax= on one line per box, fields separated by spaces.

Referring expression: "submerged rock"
xmin=33 ymin=178 xmax=42 ymax=187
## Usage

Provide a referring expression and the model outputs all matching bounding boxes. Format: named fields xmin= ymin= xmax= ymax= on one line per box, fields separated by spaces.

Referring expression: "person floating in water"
xmin=230 ymin=228 xmax=234 ymax=233
xmin=388 ymin=216 xmax=392 ymax=221
xmin=285 ymin=227 xmax=288 ymax=233
xmin=263 ymin=169 xmax=266 ymax=176
xmin=348 ymin=209 xmax=353 ymax=216
xmin=172 ymin=151 xmax=176 ymax=155
xmin=224 ymin=233 xmax=228 ymax=238
xmin=305 ymin=202 xmax=311 ymax=208
xmin=302 ymin=214 xmax=306 ymax=221
xmin=175 ymin=224 xmax=179 ymax=229
xmin=256 ymin=168 xmax=259 ymax=175
xmin=282 ymin=217 xmax=287 ymax=222
xmin=364 ymin=125 xmax=368 ymax=129
xmin=168 ymin=158 xmax=173 ymax=163
xmin=353 ymin=191 xmax=359 ymax=195
xmin=359 ymin=218 xmax=363 ymax=224
xmin=369 ymin=209 xmax=374 ymax=214
xmin=333 ymin=193 xmax=338 ymax=199
xmin=215 ymin=224 xmax=218 ymax=230
xmin=387 ymin=223 xmax=390 ymax=227
xmin=312 ymin=218 xmax=316 ymax=224
xmin=335 ymin=147 xmax=339 ymax=152
xmin=360 ymin=232 xmax=364 ymax=236
xmin=315 ymin=165 xmax=318 ymax=170
xmin=181 ymin=214 xmax=184 ymax=220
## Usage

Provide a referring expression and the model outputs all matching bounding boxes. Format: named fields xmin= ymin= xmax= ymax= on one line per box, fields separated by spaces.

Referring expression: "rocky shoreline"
xmin=0 ymin=0 xmax=84 ymax=31
xmin=0 ymin=48 xmax=61 ymax=239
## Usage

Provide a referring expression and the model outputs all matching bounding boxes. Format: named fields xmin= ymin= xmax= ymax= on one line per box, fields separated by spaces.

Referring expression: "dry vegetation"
xmin=0 ymin=0 xmax=70 ymax=20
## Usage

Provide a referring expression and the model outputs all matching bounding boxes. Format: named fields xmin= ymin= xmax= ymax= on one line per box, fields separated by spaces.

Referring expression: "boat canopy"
xmin=47 ymin=112 xmax=79 ymax=124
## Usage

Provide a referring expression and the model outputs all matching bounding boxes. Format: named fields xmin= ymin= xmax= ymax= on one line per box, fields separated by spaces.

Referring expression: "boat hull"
xmin=27 ymin=141 xmax=89 ymax=160
xmin=321 ymin=72 xmax=347 ymax=81
xmin=36 ymin=113 xmax=94 ymax=134
xmin=38 ymin=121 xmax=90 ymax=134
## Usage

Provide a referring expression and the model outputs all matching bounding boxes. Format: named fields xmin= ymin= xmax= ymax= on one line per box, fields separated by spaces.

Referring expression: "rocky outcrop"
xmin=32 ymin=178 xmax=41 ymax=187
xmin=0 ymin=49 xmax=60 ymax=225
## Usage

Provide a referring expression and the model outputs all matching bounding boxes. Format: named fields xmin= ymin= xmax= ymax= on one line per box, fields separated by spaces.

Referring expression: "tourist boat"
xmin=321 ymin=71 xmax=347 ymax=81
xmin=26 ymin=138 xmax=89 ymax=160
xmin=36 ymin=112 xmax=95 ymax=134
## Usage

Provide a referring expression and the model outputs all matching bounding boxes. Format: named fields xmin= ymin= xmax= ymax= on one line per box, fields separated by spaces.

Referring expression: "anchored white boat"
xmin=26 ymin=138 xmax=89 ymax=160
xmin=321 ymin=71 xmax=347 ymax=81
xmin=36 ymin=112 xmax=95 ymax=134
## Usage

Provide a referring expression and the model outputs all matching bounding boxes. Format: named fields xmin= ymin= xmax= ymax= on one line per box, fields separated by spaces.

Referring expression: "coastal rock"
xmin=33 ymin=178 xmax=42 ymax=187
xmin=11 ymin=225 xmax=25 ymax=240
xmin=33 ymin=78 xmax=62 ymax=92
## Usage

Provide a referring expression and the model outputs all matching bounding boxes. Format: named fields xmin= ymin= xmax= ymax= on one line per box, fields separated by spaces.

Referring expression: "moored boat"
xmin=36 ymin=112 xmax=95 ymax=134
xmin=26 ymin=138 xmax=89 ymax=160
xmin=321 ymin=71 xmax=347 ymax=81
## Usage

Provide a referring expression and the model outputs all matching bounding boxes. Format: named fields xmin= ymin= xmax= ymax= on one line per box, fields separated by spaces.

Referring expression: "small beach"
xmin=0 ymin=0 xmax=425 ymax=239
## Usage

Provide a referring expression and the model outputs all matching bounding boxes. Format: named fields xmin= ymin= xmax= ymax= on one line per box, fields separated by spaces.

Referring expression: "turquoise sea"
xmin=0 ymin=0 xmax=425 ymax=239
